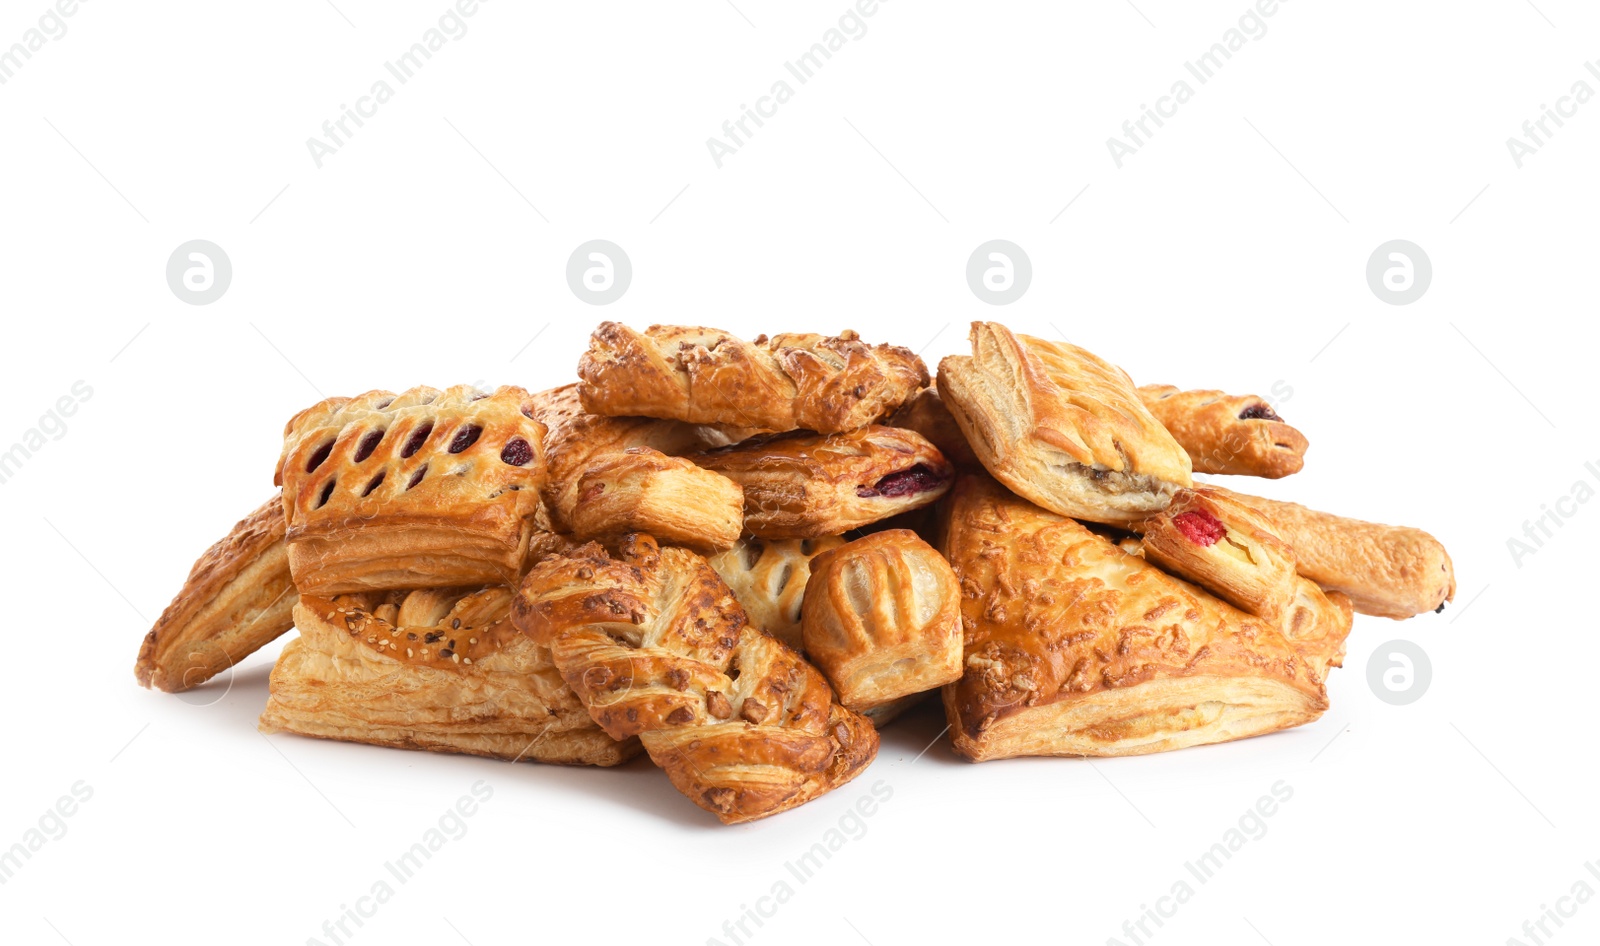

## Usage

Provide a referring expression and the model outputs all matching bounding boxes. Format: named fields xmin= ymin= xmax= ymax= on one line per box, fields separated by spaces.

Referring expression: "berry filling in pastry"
xmin=1173 ymin=509 xmax=1227 ymax=547
xmin=1238 ymin=403 xmax=1283 ymax=421
xmin=856 ymin=463 xmax=949 ymax=499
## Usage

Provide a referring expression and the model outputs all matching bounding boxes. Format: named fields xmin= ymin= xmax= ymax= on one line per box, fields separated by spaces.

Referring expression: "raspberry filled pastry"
xmin=577 ymin=322 xmax=927 ymax=434
xmin=276 ymin=385 xmax=548 ymax=595
xmin=513 ymin=535 xmax=878 ymax=824
xmin=1137 ymin=487 xmax=1297 ymax=621
xmin=938 ymin=322 xmax=1192 ymax=524
xmin=1138 ymin=384 xmax=1308 ymax=478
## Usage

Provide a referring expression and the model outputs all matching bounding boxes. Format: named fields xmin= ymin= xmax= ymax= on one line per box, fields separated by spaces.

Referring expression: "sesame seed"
xmin=463 ymin=658 xmax=472 ymax=665
xmin=407 ymin=648 xmax=414 ymax=657
xmin=469 ymin=638 xmax=478 ymax=645
xmin=452 ymin=654 xmax=460 ymax=663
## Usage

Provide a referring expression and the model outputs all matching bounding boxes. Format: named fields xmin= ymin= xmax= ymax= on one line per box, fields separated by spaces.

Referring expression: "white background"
xmin=2 ymin=1 xmax=1595 ymax=944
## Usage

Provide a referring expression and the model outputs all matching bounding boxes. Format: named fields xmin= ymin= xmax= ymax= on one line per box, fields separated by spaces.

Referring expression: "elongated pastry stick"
xmin=1214 ymin=487 xmax=1455 ymax=619
xmin=1138 ymin=385 xmax=1308 ymax=478
xmin=136 ymin=495 xmax=297 ymax=692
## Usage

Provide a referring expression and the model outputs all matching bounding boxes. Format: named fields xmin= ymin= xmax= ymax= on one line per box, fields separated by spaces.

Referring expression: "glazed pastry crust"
xmin=259 ymin=588 xmax=637 ymax=766
xmin=707 ymin=536 xmax=847 ymax=650
xmin=577 ymin=322 xmax=928 ymax=434
xmin=136 ymin=495 xmax=297 ymax=692
xmin=801 ymin=530 xmax=962 ymax=712
xmin=513 ymin=535 xmax=878 ymax=824
xmin=571 ymin=447 xmax=744 ymax=552
xmin=1137 ymin=487 xmax=1297 ymax=620
xmin=277 ymin=385 xmax=548 ymax=595
xmin=938 ymin=323 xmax=1192 ymax=524
xmin=530 ymin=384 xmax=718 ymax=534
xmin=693 ymin=425 xmax=954 ymax=539
xmin=887 ymin=386 xmax=980 ymax=469
xmin=1138 ymin=385 xmax=1308 ymax=478
xmin=941 ymin=476 xmax=1334 ymax=761
xmin=1213 ymin=488 xmax=1456 ymax=619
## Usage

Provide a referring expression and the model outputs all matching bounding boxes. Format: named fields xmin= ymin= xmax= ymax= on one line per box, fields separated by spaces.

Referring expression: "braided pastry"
xmin=577 ymin=322 xmax=928 ymax=434
xmin=1137 ymin=384 xmax=1308 ymax=478
xmin=512 ymin=534 xmax=878 ymax=824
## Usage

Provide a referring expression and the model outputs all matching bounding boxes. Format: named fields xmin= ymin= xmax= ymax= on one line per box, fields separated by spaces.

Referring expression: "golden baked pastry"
xmin=1213 ymin=487 xmax=1456 ymax=619
xmin=887 ymin=386 xmax=980 ymax=468
xmin=941 ymin=476 xmax=1344 ymax=761
xmin=570 ymin=447 xmax=744 ymax=552
xmin=529 ymin=383 xmax=716 ymax=533
xmin=938 ymin=322 xmax=1192 ymax=524
xmin=1137 ymin=487 xmax=1297 ymax=620
xmin=707 ymin=535 xmax=847 ymax=650
xmin=577 ymin=322 xmax=927 ymax=434
xmin=1280 ymin=579 xmax=1353 ymax=683
xmin=692 ymin=425 xmax=954 ymax=539
xmin=136 ymin=495 xmax=297 ymax=692
xmin=513 ymin=535 xmax=878 ymax=824
xmin=276 ymin=385 xmax=548 ymax=595
xmin=260 ymin=586 xmax=637 ymax=766
xmin=801 ymin=530 xmax=961 ymax=713
xmin=1138 ymin=384 xmax=1308 ymax=478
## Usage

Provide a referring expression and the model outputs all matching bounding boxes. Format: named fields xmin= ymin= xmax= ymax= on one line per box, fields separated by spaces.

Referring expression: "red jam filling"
xmin=1238 ymin=403 xmax=1282 ymax=421
xmin=1173 ymin=509 xmax=1226 ymax=546
xmin=856 ymin=464 xmax=946 ymax=499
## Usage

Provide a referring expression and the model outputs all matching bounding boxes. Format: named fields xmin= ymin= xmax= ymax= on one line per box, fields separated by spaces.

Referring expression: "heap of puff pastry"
xmin=134 ymin=319 xmax=1455 ymax=825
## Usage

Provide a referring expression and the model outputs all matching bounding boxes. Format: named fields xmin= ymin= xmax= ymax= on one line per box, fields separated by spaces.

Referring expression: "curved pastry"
xmin=801 ymin=530 xmax=961 ymax=713
xmin=1212 ymin=487 xmax=1456 ymax=619
xmin=577 ymin=322 xmax=928 ymax=434
xmin=276 ymin=385 xmax=548 ymax=595
xmin=887 ymin=386 xmax=980 ymax=469
xmin=571 ymin=447 xmax=744 ymax=552
xmin=692 ymin=425 xmax=954 ymax=539
xmin=1138 ymin=384 xmax=1308 ymax=478
xmin=938 ymin=322 xmax=1192 ymax=524
xmin=136 ymin=495 xmax=297 ymax=692
xmin=942 ymin=475 xmax=1339 ymax=761
xmin=260 ymin=587 xmax=638 ymax=766
xmin=530 ymin=383 xmax=717 ymax=533
xmin=513 ymin=535 xmax=878 ymax=824
xmin=707 ymin=535 xmax=846 ymax=650
xmin=1137 ymin=487 xmax=1297 ymax=620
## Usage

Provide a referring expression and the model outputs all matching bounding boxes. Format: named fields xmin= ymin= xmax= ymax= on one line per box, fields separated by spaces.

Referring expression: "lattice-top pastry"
xmin=275 ymin=385 xmax=548 ymax=595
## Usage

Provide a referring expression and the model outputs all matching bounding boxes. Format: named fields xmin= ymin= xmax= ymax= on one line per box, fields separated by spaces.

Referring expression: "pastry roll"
xmin=1138 ymin=384 xmax=1308 ymax=478
xmin=276 ymin=385 xmax=548 ymax=595
xmin=707 ymin=535 xmax=846 ymax=650
xmin=136 ymin=495 xmax=297 ymax=692
xmin=259 ymin=587 xmax=637 ymax=766
xmin=570 ymin=447 xmax=744 ymax=552
xmin=1137 ymin=487 xmax=1297 ymax=620
xmin=801 ymin=530 xmax=962 ymax=714
xmin=941 ymin=476 xmax=1343 ymax=761
xmin=887 ymin=386 xmax=980 ymax=469
xmin=692 ymin=425 xmax=954 ymax=539
xmin=577 ymin=322 xmax=927 ymax=434
xmin=1213 ymin=487 xmax=1456 ymax=620
xmin=513 ymin=535 xmax=878 ymax=824
xmin=938 ymin=322 xmax=1192 ymax=524
xmin=529 ymin=383 xmax=719 ymax=533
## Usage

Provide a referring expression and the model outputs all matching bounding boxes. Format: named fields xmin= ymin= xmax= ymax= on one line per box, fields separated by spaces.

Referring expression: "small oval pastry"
xmin=570 ymin=447 xmax=745 ymax=552
xmin=692 ymin=426 xmax=954 ymax=539
xmin=801 ymin=530 xmax=962 ymax=713
xmin=707 ymin=535 xmax=847 ymax=649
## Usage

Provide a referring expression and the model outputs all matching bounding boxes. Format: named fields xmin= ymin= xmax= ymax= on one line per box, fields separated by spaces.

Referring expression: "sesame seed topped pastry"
xmin=275 ymin=385 xmax=548 ymax=596
xmin=938 ymin=322 xmax=1193 ymax=525
xmin=577 ymin=322 xmax=928 ymax=434
xmin=692 ymin=425 xmax=954 ymax=539
xmin=941 ymin=476 xmax=1341 ymax=761
xmin=513 ymin=534 xmax=879 ymax=824
xmin=136 ymin=494 xmax=297 ymax=692
xmin=707 ymin=535 xmax=847 ymax=650
xmin=570 ymin=447 xmax=745 ymax=552
xmin=1137 ymin=384 xmax=1309 ymax=479
xmin=1136 ymin=487 xmax=1298 ymax=621
xmin=260 ymin=586 xmax=638 ymax=766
